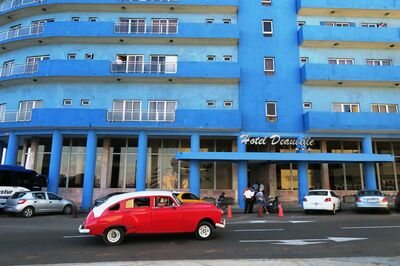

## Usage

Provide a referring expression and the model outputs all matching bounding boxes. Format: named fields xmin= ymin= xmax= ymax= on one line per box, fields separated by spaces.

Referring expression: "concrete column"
xmin=321 ymin=140 xmax=330 ymax=189
xmin=362 ymin=135 xmax=377 ymax=189
xmin=25 ymin=137 xmax=39 ymax=170
xmin=189 ymin=134 xmax=200 ymax=197
xmin=237 ymin=136 xmax=247 ymax=209
xmin=48 ymin=130 xmax=63 ymax=194
xmin=100 ymin=138 xmax=110 ymax=189
xmin=5 ymin=131 xmax=19 ymax=165
xmin=136 ymin=131 xmax=147 ymax=192
xmin=81 ymin=130 xmax=97 ymax=210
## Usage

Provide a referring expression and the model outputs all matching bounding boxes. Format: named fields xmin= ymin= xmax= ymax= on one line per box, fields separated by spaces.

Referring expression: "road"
xmin=0 ymin=211 xmax=399 ymax=265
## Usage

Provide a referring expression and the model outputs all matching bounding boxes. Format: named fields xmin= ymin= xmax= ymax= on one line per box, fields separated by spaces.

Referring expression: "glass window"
xmin=155 ymin=196 xmax=173 ymax=207
xmin=47 ymin=193 xmax=61 ymax=200
xmin=262 ymin=20 xmax=273 ymax=36
xmin=200 ymin=161 xmax=214 ymax=189
xmin=264 ymin=57 xmax=275 ymax=75
xmin=216 ymin=162 xmax=232 ymax=189
xmin=328 ymin=164 xmax=345 ymax=190
xmin=375 ymin=142 xmax=392 ymax=154
xmin=345 ymin=163 xmax=362 ymax=190
xmin=378 ymin=163 xmax=396 ymax=191
xmin=60 ymin=138 xmax=86 ymax=188
xmin=308 ymin=164 xmax=322 ymax=189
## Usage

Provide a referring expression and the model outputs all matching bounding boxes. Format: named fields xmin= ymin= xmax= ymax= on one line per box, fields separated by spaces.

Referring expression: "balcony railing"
xmin=0 ymin=25 xmax=43 ymax=42
xmin=110 ymin=61 xmax=177 ymax=73
xmin=0 ymin=0 xmax=44 ymax=12
xmin=120 ymin=0 xmax=178 ymax=2
xmin=107 ymin=109 xmax=176 ymax=122
xmin=0 ymin=63 xmax=38 ymax=77
xmin=0 ymin=110 xmax=32 ymax=122
xmin=114 ymin=22 xmax=178 ymax=34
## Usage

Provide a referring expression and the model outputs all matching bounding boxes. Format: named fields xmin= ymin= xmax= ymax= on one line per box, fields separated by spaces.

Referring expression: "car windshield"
xmin=10 ymin=192 xmax=27 ymax=199
xmin=358 ymin=190 xmax=382 ymax=196
xmin=308 ymin=191 xmax=328 ymax=196
xmin=172 ymin=193 xmax=182 ymax=205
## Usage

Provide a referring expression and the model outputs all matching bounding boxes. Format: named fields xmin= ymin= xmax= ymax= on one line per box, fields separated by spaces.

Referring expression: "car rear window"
xmin=358 ymin=190 xmax=382 ymax=196
xmin=307 ymin=191 xmax=328 ymax=196
xmin=11 ymin=192 xmax=27 ymax=199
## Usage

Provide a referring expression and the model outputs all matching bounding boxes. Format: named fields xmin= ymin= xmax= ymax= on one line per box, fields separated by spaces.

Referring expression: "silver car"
xmin=355 ymin=189 xmax=390 ymax=213
xmin=5 ymin=191 xmax=74 ymax=218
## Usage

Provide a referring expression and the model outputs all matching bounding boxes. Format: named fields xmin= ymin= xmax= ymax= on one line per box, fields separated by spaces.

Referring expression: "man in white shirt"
xmin=243 ymin=187 xmax=255 ymax=213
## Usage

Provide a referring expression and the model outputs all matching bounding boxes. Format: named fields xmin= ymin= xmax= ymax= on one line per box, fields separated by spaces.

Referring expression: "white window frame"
xmin=205 ymin=19 xmax=214 ymax=24
xmin=266 ymin=101 xmax=277 ymax=121
xmin=303 ymin=102 xmax=312 ymax=109
xmin=328 ymin=58 xmax=354 ymax=65
xmin=151 ymin=18 xmax=178 ymax=34
xmin=0 ymin=103 xmax=6 ymax=122
xmin=366 ymin=59 xmax=392 ymax=66
xmin=18 ymin=100 xmax=42 ymax=121
xmin=63 ymin=99 xmax=72 ymax=106
xmin=222 ymin=19 xmax=231 ymax=24
xmin=207 ymin=55 xmax=216 ymax=61
xmin=112 ymin=100 xmax=142 ymax=121
xmin=324 ymin=22 xmax=350 ymax=27
xmin=361 ymin=22 xmax=387 ymax=28
xmin=332 ymin=103 xmax=360 ymax=113
xmin=261 ymin=0 xmax=272 ymax=6
xmin=297 ymin=21 xmax=306 ymax=27
xmin=148 ymin=100 xmax=176 ymax=122
xmin=262 ymin=19 xmax=273 ymax=36
xmin=300 ymin=57 xmax=309 ymax=64
xmin=206 ymin=100 xmax=216 ymax=108
xmin=85 ymin=53 xmax=94 ymax=59
xmin=223 ymin=101 xmax=233 ymax=108
xmin=81 ymin=99 xmax=90 ymax=106
xmin=223 ymin=55 xmax=232 ymax=62
xmin=371 ymin=104 xmax=398 ymax=113
xmin=264 ymin=57 xmax=275 ymax=75
xmin=72 ymin=17 xmax=80 ymax=22
xmin=88 ymin=17 xmax=97 ymax=22
xmin=67 ymin=53 xmax=76 ymax=59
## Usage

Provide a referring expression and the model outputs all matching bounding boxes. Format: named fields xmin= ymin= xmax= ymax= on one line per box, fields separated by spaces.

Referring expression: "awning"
xmin=176 ymin=152 xmax=394 ymax=163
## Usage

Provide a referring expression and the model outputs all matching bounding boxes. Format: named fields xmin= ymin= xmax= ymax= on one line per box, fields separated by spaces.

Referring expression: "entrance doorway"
xmin=248 ymin=162 xmax=271 ymax=195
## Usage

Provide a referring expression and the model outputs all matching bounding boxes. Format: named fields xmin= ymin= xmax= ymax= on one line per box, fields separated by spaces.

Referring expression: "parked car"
xmin=395 ymin=191 xmax=400 ymax=212
xmin=93 ymin=192 xmax=127 ymax=207
xmin=79 ymin=191 xmax=225 ymax=245
xmin=172 ymin=192 xmax=205 ymax=204
xmin=355 ymin=189 xmax=390 ymax=213
xmin=303 ymin=189 xmax=342 ymax=215
xmin=5 ymin=191 xmax=74 ymax=218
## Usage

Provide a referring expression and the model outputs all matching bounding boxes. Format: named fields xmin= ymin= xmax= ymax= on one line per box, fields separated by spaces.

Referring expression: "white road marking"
xmin=63 ymin=235 xmax=94 ymax=239
xmin=228 ymin=220 xmax=315 ymax=225
xmin=289 ymin=221 xmax=315 ymax=224
xmin=240 ymin=237 xmax=367 ymax=246
xmin=233 ymin=229 xmax=284 ymax=232
xmin=273 ymin=240 xmax=324 ymax=246
xmin=341 ymin=225 xmax=400 ymax=230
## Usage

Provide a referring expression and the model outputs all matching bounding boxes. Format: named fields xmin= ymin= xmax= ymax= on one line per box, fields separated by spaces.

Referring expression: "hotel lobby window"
xmin=374 ymin=141 xmax=399 ymax=191
xmin=277 ymin=163 xmax=298 ymax=190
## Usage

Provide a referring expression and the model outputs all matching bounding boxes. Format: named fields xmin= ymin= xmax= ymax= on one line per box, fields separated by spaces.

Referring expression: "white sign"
xmin=240 ymin=134 xmax=315 ymax=147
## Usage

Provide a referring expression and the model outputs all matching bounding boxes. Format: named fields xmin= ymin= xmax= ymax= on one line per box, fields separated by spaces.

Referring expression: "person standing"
xmin=243 ymin=187 xmax=255 ymax=213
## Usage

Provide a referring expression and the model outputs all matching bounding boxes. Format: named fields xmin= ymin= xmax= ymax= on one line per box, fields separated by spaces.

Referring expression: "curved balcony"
xmin=0 ymin=21 xmax=238 ymax=51
xmin=297 ymin=0 xmax=400 ymax=18
xmin=0 ymin=0 xmax=238 ymax=26
xmin=0 ymin=59 xmax=240 ymax=85
xmin=0 ymin=108 xmax=242 ymax=131
xmin=299 ymin=26 xmax=400 ymax=49
xmin=304 ymin=111 xmax=400 ymax=133
xmin=301 ymin=63 xmax=400 ymax=87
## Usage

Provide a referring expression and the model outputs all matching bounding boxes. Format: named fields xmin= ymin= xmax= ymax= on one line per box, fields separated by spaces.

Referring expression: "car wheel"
xmin=195 ymin=221 xmax=214 ymax=240
xmin=63 ymin=205 xmax=73 ymax=215
xmin=331 ymin=205 xmax=336 ymax=215
xmin=103 ymin=227 xmax=125 ymax=246
xmin=22 ymin=207 xmax=34 ymax=218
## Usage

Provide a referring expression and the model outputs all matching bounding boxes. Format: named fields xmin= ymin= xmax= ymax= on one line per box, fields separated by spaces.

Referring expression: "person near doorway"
xmin=255 ymin=190 xmax=266 ymax=213
xmin=243 ymin=187 xmax=255 ymax=213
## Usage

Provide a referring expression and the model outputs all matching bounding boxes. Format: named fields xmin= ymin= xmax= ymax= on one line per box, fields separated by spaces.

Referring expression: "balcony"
xmin=0 ymin=21 xmax=238 ymax=51
xmin=297 ymin=0 xmax=400 ymax=18
xmin=0 ymin=110 xmax=32 ymax=122
xmin=301 ymin=63 xmax=400 ymax=87
xmin=106 ymin=109 xmax=176 ymax=122
xmin=299 ymin=26 xmax=400 ymax=49
xmin=0 ymin=60 xmax=240 ymax=85
xmin=304 ymin=111 xmax=400 ymax=133
xmin=0 ymin=0 xmax=238 ymax=26
xmin=0 ymin=108 xmax=242 ymax=131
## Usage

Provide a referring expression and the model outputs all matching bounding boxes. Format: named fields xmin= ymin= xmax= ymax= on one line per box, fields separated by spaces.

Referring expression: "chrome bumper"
xmin=78 ymin=224 xmax=90 ymax=234
xmin=216 ymin=219 xmax=226 ymax=229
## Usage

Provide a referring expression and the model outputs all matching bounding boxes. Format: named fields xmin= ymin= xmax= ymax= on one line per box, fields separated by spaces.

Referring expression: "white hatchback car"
xmin=303 ymin=189 xmax=342 ymax=215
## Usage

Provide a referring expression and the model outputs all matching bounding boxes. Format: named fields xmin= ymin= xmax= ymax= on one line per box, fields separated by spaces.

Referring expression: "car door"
xmin=330 ymin=191 xmax=340 ymax=209
xmin=122 ymin=197 xmax=152 ymax=234
xmin=31 ymin=192 xmax=48 ymax=213
xmin=46 ymin=192 xmax=64 ymax=212
xmin=151 ymin=196 xmax=182 ymax=233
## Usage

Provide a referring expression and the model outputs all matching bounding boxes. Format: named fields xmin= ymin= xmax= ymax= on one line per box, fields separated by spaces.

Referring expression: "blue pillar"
xmin=81 ymin=130 xmax=97 ymax=211
xmin=4 ymin=132 xmax=19 ymax=165
xmin=48 ymin=130 xmax=63 ymax=194
xmin=298 ymin=162 xmax=309 ymax=207
xmin=363 ymin=135 xmax=377 ymax=189
xmin=237 ymin=136 xmax=247 ymax=209
xmin=190 ymin=134 xmax=200 ymax=197
xmin=136 ymin=131 xmax=147 ymax=192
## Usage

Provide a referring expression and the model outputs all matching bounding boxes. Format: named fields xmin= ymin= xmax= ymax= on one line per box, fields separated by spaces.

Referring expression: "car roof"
xmin=0 ymin=165 xmax=38 ymax=174
xmin=92 ymin=191 xmax=175 ymax=218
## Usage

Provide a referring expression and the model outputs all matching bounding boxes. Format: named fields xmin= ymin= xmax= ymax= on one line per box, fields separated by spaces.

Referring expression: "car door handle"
xmin=34 ymin=201 xmax=37 ymax=203
xmin=49 ymin=201 xmax=52 ymax=203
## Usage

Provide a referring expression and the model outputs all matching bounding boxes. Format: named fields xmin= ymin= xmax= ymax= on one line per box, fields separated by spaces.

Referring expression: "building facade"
xmin=0 ymin=0 xmax=399 ymax=209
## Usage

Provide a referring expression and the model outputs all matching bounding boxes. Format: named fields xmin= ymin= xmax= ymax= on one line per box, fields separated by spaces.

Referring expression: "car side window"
xmin=109 ymin=203 xmax=120 ymax=211
xmin=47 ymin=193 xmax=61 ymax=200
xmin=33 ymin=192 xmax=46 ymax=199
xmin=330 ymin=191 xmax=338 ymax=198
xmin=125 ymin=197 xmax=150 ymax=209
xmin=155 ymin=196 xmax=173 ymax=207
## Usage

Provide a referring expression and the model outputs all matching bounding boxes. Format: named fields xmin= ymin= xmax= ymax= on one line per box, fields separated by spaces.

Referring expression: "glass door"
xmin=2 ymin=60 xmax=14 ymax=77
xmin=126 ymin=55 xmax=144 ymax=73
xmin=26 ymin=55 xmax=49 ymax=73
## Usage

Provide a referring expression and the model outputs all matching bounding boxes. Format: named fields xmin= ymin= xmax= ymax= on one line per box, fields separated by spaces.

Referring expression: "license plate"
xmin=365 ymin=198 xmax=379 ymax=202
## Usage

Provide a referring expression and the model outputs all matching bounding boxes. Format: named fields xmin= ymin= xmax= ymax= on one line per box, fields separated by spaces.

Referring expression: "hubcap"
xmin=24 ymin=209 xmax=32 ymax=217
xmin=198 ymin=225 xmax=211 ymax=238
xmin=107 ymin=229 xmax=121 ymax=243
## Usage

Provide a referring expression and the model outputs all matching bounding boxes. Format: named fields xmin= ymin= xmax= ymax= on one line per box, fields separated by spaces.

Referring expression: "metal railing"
xmin=0 ymin=63 xmax=38 ymax=77
xmin=0 ymin=0 xmax=45 ymax=12
xmin=120 ymin=0 xmax=178 ymax=2
xmin=107 ymin=109 xmax=175 ymax=122
xmin=0 ymin=110 xmax=32 ymax=122
xmin=114 ymin=22 xmax=178 ymax=34
xmin=110 ymin=61 xmax=177 ymax=73
xmin=0 ymin=25 xmax=44 ymax=42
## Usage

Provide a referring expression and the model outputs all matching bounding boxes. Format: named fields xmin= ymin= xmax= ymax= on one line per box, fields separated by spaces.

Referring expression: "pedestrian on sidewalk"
xmin=255 ymin=190 xmax=266 ymax=213
xmin=243 ymin=187 xmax=255 ymax=213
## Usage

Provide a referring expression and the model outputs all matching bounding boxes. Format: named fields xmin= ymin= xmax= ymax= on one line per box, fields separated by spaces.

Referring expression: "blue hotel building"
xmin=0 ymin=0 xmax=399 ymax=209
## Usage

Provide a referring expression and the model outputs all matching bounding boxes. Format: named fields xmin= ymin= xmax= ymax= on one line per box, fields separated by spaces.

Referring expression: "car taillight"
xmin=17 ymin=199 xmax=27 ymax=204
xmin=356 ymin=197 xmax=361 ymax=202
xmin=324 ymin=198 xmax=331 ymax=202
xmin=303 ymin=197 xmax=307 ymax=202
xmin=382 ymin=197 xmax=388 ymax=203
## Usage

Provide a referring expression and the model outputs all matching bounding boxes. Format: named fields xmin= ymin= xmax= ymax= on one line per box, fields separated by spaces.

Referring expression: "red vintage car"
xmin=78 ymin=191 xmax=225 ymax=245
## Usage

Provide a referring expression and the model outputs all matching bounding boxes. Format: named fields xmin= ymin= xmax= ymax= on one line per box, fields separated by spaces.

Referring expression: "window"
xmin=1 ymin=60 xmax=15 ymax=77
xmin=303 ymin=102 xmax=312 ymax=109
xmin=206 ymin=100 xmax=216 ymax=108
xmin=88 ymin=17 xmax=97 ymax=22
xmin=262 ymin=19 xmax=273 ymax=36
xmin=266 ymin=101 xmax=277 ymax=122
xmin=300 ymin=57 xmax=309 ymax=64
xmin=332 ymin=103 xmax=360 ymax=113
xmin=81 ymin=99 xmax=90 ymax=106
xmin=26 ymin=55 xmax=49 ymax=72
xmin=31 ymin=18 xmax=53 ymax=34
xmin=67 ymin=53 xmax=76 ymax=59
xmin=125 ymin=197 xmax=150 ymax=208
xmin=155 ymin=196 xmax=173 ymax=207
xmin=63 ymin=99 xmax=72 ymax=106
xmin=205 ymin=19 xmax=214 ymax=24
xmin=148 ymin=100 xmax=176 ymax=122
xmin=151 ymin=18 xmax=178 ymax=34
xmin=361 ymin=22 xmax=387 ymax=28
xmin=264 ymin=57 xmax=275 ymax=75
xmin=47 ymin=193 xmax=61 ymax=200
xmin=112 ymin=54 xmax=144 ymax=73
xmin=150 ymin=55 xmax=177 ymax=73
xmin=366 ymin=59 xmax=391 ymax=66
xmin=0 ymin=103 xmax=6 ymax=122
xmin=297 ymin=21 xmax=306 ymax=27
xmin=223 ymin=55 xmax=232 ymax=62
xmin=85 ymin=53 xmax=94 ymax=59
xmin=109 ymin=204 xmax=120 ymax=211
xmin=371 ymin=104 xmax=398 ymax=113
xmin=323 ymin=22 xmax=351 ymax=27
xmin=111 ymin=100 xmax=141 ymax=121
xmin=328 ymin=58 xmax=354 ymax=65
xmin=117 ymin=18 xmax=146 ymax=34
xmin=222 ymin=19 xmax=231 ymax=24
xmin=207 ymin=55 xmax=216 ymax=61
xmin=72 ymin=17 xmax=80 ymax=22
xmin=223 ymin=101 xmax=233 ymax=108
xmin=262 ymin=0 xmax=271 ymax=6
xmin=8 ymin=24 xmax=21 ymax=39
xmin=18 ymin=100 xmax=42 ymax=121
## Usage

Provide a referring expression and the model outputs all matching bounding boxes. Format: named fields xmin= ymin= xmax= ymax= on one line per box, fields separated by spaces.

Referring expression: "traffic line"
xmin=63 ymin=235 xmax=94 ymax=239
xmin=240 ymin=237 xmax=367 ymax=246
xmin=341 ymin=225 xmax=400 ymax=230
xmin=233 ymin=229 xmax=284 ymax=232
xmin=228 ymin=220 xmax=315 ymax=225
